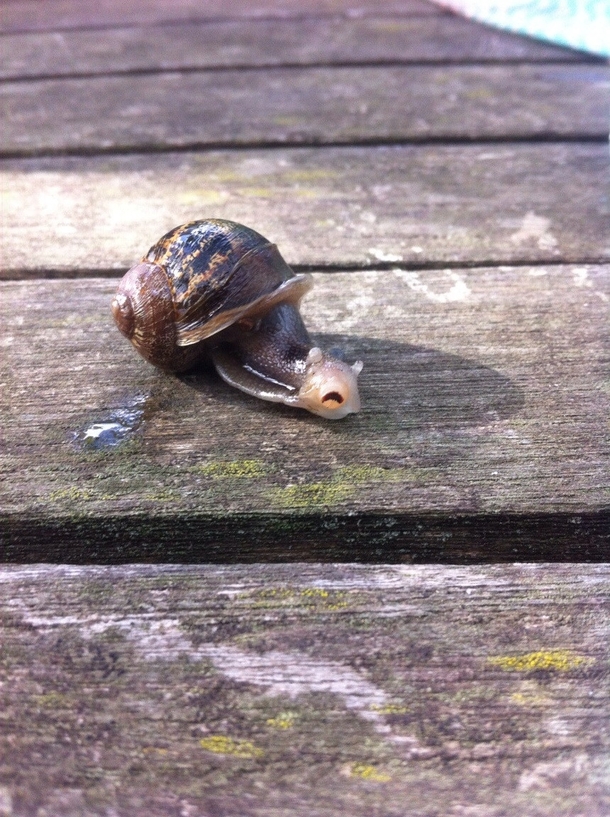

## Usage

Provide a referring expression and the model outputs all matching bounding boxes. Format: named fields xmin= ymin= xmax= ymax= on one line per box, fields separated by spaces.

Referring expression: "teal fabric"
xmin=434 ymin=1 xmax=610 ymax=57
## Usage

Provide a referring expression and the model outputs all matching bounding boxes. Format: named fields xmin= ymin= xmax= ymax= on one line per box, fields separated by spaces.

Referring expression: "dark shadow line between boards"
xmin=0 ymin=132 xmax=606 ymax=162
xmin=2 ymin=256 xmax=608 ymax=281
xmin=1 ymin=55 xmax=601 ymax=83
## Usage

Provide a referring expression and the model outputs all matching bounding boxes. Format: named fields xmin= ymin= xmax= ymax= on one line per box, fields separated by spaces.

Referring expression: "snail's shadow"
xmin=179 ymin=334 xmax=524 ymax=431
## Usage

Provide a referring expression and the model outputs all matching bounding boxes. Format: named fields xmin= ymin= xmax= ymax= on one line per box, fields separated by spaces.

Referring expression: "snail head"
xmin=295 ymin=347 xmax=363 ymax=419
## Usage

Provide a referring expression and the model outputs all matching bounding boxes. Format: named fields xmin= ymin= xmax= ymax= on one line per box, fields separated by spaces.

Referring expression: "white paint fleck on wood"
xmin=509 ymin=212 xmax=559 ymax=252
xmin=393 ymin=269 xmax=471 ymax=303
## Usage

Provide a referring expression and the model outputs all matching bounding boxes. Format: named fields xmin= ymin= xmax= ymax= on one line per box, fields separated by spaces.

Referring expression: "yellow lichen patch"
xmin=266 ymin=711 xmax=297 ymax=729
xmin=268 ymin=462 xmax=437 ymax=508
xmin=292 ymin=188 xmax=324 ymax=198
xmin=300 ymin=587 xmax=329 ymax=598
xmin=199 ymin=735 xmax=264 ymax=759
xmin=510 ymin=691 xmax=550 ymax=707
xmin=280 ymin=169 xmax=337 ymax=182
xmin=509 ymin=680 xmax=552 ymax=707
xmin=334 ymin=465 xmax=406 ymax=483
xmin=192 ymin=459 xmax=270 ymax=478
xmin=246 ymin=586 xmax=349 ymax=611
xmin=300 ymin=587 xmax=348 ymax=609
xmin=250 ymin=587 xmax=294 ymax=601
xmin=488 ymin=650 xmax=594 ymax=673
xmin=269 ymin=482 xmax=353 ymax=508
xmin=142 ymin=489 xmax=180 ymax=502
xmin=371 ymin=703 xmax=410 ymax=715
xmin=334 ymin=464 xmax=437 ymax=484
xmin=349 ymin=763 xmax=392 ymax=783
xmin=49 ymin=486 xmax=93 ymax=502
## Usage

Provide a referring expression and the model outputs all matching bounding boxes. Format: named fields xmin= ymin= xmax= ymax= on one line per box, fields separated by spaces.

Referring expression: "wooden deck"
xmin=0 ymin=1 xmax=608 ymax=814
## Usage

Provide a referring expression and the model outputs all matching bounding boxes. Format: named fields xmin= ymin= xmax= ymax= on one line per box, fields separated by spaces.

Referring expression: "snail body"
xmin=112 ymin=220 xmax=362 ymax=419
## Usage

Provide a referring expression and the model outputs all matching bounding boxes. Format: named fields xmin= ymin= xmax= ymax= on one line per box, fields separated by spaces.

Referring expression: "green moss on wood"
xmin=269 ymin=482 xmax=354 ymax=508
xmin=190 ymin=459 xmax=272 ymax=478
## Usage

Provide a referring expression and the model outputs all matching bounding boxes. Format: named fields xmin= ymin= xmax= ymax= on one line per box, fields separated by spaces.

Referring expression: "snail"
xmin=111 ymin=219 xmax=362 ymax=419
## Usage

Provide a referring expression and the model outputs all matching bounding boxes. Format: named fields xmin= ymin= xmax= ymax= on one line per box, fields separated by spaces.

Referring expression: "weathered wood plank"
xmin=1 ymin=266 xmax=607 ymax=560
xmin=1 ymin=64 xmax=606 ymax=157
xmin=1 ymin=145 xmax=607 ymax=275
xmin=0 ymin=563 xmax=607 ymax=816
xmin=0 ymin=16 xmax=585 ymax=81
xmin=0 ymin=0 xmax=439 ymax=33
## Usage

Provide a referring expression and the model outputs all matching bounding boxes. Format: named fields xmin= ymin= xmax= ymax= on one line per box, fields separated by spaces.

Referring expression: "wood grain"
xmin=0 ymin=563 xmax=607 ymax=816
xmin=0 ymin=15 xmax=584 ymax=81
xmin=0 ymin=0 xmax=439 ymax=33
xmin=1 ymin=144 xmax=607 ymax=275
xmin=1 ymin=64 xmax=607 ymax=157
xmin=1 ymin=266 xmax=607 ymax=560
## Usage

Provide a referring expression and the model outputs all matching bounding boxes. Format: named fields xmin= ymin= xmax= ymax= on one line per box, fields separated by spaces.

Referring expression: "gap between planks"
xmin=4 ymin=58 xmax=599 ymax=85
xmin=3 ymin=258 xmax=609 ymax=282
xmin=2 ymin=133 xmax=608 ymax=162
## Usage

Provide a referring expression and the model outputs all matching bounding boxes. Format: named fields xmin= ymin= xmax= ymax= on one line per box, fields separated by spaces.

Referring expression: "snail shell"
xmin=112 ymin=219 xmax=362 ymax=419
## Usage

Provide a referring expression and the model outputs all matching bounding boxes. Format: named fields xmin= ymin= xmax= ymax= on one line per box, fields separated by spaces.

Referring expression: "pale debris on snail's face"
xmin=292 ymin=347 xmax=363 ymax=419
